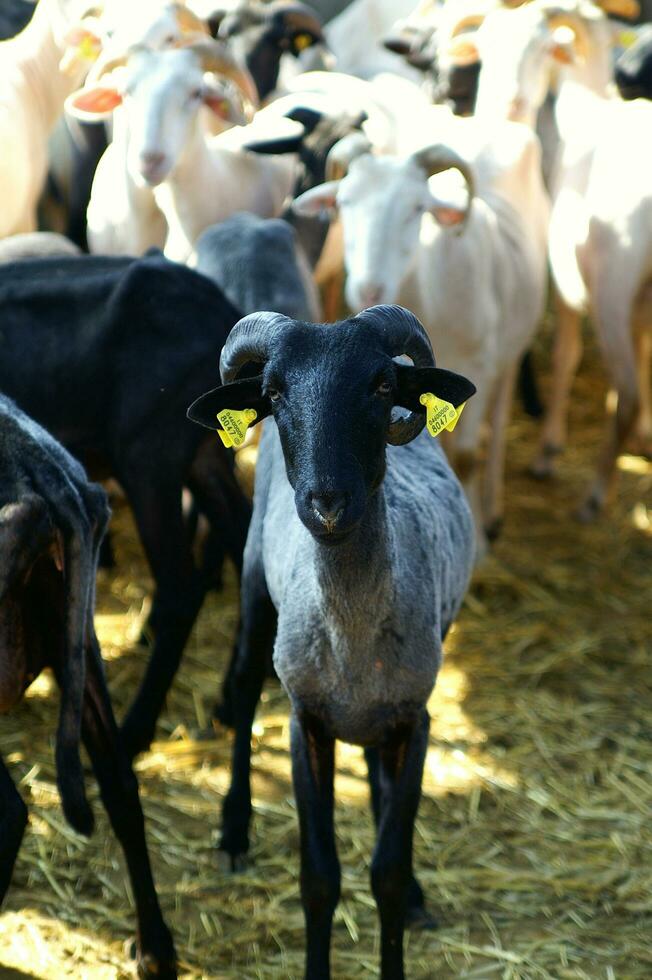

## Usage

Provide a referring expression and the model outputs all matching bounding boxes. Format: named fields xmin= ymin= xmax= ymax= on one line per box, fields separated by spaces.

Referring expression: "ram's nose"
xmin=310 ymin=491 xmax=348 ymax=533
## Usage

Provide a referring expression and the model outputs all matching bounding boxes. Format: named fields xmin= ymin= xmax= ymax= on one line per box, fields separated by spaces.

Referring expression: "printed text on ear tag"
xmin=420 ymin=393 xmax=466 ymax=438
xmin=216 ymin=408 xmax=257 ymax=448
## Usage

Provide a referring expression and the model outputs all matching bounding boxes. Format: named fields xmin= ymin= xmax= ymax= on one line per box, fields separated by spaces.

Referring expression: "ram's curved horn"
xmin=355 ymin=305 xmax=435 ymax=445
xmin=185 ymin=39 xmax=259 ymax=107
xmin=220 ymin=312 xmax=293 ymax=383
xmin=325 ymin=131 xmax=373 ymax=181
xmin=410 ymin=143 xmax=475 ymax=229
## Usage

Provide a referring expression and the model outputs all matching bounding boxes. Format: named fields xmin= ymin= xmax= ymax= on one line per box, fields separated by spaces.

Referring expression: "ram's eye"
xmin=190 ymin=88 xmax=202 ymax=100
xmin=268 ymin=388 xmax=281 ymax=403
xmin=376 ymin=380 xmax=392 ymax=396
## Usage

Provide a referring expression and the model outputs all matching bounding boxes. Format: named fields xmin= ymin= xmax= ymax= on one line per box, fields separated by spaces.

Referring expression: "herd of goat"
xmin=0 ymin=0 xmax=651 ymax=977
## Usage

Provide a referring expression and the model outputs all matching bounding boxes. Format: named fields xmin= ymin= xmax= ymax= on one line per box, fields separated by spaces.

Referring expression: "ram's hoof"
xmin=216 ymin=848 xmax=248 ymax=873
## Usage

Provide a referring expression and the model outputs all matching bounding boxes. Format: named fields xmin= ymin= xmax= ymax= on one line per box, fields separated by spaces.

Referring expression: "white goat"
xmin=294 ymin=116 xmax=549 ymax=555
xmin=473 ymin=0 xmax=652 ymax=519
xmin=325 ymin=0 xmax=429 ymax=80
xmin=70 ymin=41 xmax=301 ymax=260
xmin=0 ymin=0 xmax=101 ymax=238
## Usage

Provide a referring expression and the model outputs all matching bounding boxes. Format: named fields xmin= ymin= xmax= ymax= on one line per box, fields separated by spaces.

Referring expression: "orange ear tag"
xmin=216 ymin=408 xmax=257 ymax=448
xmin=420 ymin=393 xmax=466 ymax=438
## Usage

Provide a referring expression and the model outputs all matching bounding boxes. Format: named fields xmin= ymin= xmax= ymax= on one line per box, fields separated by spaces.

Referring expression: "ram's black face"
xmin=264 ymin=323 xmax=395 ymax=543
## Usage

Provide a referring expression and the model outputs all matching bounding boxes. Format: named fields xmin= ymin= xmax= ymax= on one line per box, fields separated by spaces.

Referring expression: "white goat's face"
xmin=123 ymin=49 xmax=208 ymax=187
xmin=337 ymin=157 xmax=431 ymax=312
xmin=474 ymin=9 xmax=562 ymax=124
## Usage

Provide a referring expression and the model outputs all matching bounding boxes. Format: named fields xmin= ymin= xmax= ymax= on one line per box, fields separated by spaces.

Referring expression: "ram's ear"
xmin=394 ymin=364 xmax=476 ymax=411
xmin=187 ymin=376 xmax=271 ymax=430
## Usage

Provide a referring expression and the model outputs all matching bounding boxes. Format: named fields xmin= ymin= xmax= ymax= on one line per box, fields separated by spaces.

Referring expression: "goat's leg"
xmin=531 ymin=294 xmax=583 ymax=478
xmin=578 ymin=295 xmax=639 ymax=521
xmin=118 ymin=476 xmax=205 ymax=760
xmin=365 ymin=748 xmax=434 ymax=929
xmin=630 ymin=325 xmax=652 ymax=458
xmin=81 ymin=639 xmax=177 ymax=979
xmin=371 ymin=710 xmax=429 ymax=980
xmin=0 ymin=756 xmax=28 ymax=903
xmin=291 ymin=711 xmax=340 ymax=980
xmin=218 ymin=573 xmax=276 ymax=868
xmin=482 ymin=362 xmax=517 ymax=542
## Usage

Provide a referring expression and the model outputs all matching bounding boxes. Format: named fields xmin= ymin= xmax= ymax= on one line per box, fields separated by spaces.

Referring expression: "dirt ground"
xmin=1 ymin=323 xmax=651 ymax=980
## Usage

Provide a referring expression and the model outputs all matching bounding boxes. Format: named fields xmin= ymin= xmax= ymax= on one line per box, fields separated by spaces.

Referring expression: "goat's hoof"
xmin=529 ymin=444 xmax=563 ymax=480
xmin=211 ymin=700 xmax=235 ymax=730
xmin=128 ymin=929 xmax=177 ymax=979
xmin=405 ymin=905 xmax=438 ymax=931
xmin=216 ymin=848 xmax=248 ymax=873
xmin=574 ymin=496 xmax=602 ymax=524
xmin=484 ymin=516 xmax=503 ymax=542
xmin=626 ymin=433 xmax=652 ymax=461
xmin=137 ymin=952 xmax=177 ymax=979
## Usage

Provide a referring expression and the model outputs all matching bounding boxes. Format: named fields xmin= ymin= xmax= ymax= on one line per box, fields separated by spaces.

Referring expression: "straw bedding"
xmin=0 ymin=320 xmax=650 ymax=979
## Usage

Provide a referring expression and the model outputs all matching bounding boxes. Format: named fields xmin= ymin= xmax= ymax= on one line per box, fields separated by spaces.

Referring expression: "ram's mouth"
xmin=311 ymin=524 xmax=358 ymax=546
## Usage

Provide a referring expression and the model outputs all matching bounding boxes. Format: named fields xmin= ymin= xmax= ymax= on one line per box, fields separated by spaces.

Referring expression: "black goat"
xmin=0 ymin=250 xmax=249 ymax=760
xmin=211 ymin=0 xmax=325 ymax=100
xmin=0 ymin=394 xmax=176 ymax=979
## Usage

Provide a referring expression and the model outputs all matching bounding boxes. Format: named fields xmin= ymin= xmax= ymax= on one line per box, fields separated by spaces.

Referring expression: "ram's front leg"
xmin=291 ymin=710 xmax=340 ymax=980
xmin=371 ymin=711 xmax=429 ymax=980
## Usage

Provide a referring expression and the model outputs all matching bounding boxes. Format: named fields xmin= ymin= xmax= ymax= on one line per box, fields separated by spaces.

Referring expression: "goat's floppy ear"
xmin=394 ymin=364 xmax=476 ymax=412
xmin=292 ymin=180 xmax=340 ymax=216
xmin=187 ymin=376 xmax=271 ymax=432
xmin=65 ymin=85 xmax=122 ymax=121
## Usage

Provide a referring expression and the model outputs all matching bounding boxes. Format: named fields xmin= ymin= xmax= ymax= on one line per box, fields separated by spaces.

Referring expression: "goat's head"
xmin=470 ymin=0 xmax=635 ymax=123
xmin=292 ymin=144 xmax=474 ymax=313
xmin=66 ymin=41 xmax=257 ymax=186
xmin=188 ymin=305 xmax=474 ymax=543
xmin=210 ymin=1 xmax=325 ymax=100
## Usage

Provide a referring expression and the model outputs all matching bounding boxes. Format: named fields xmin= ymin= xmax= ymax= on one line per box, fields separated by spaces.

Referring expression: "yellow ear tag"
xmin=78 ymin=34 xmax=101 ymax=61
xmin=215 ymin=408 xmax=257 ymax=448
xmin=618 ymin=29 xmax=637 ymax=49
xmin=420 ymin=393 xmax=466 ymax=438
xmin=294 ymin=32 xmax=313 ymax=51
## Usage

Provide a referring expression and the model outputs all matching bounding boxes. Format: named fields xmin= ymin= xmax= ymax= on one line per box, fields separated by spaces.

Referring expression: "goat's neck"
xmin=311 ymin=488 xmax=395 ymax=636
xmin=553 ymin=27 xmax=613 ymax=145
xmin=160 ymin=120 xmax=223 ymax=255
xmin=9 ymin=0 xmax=77 ymax=133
